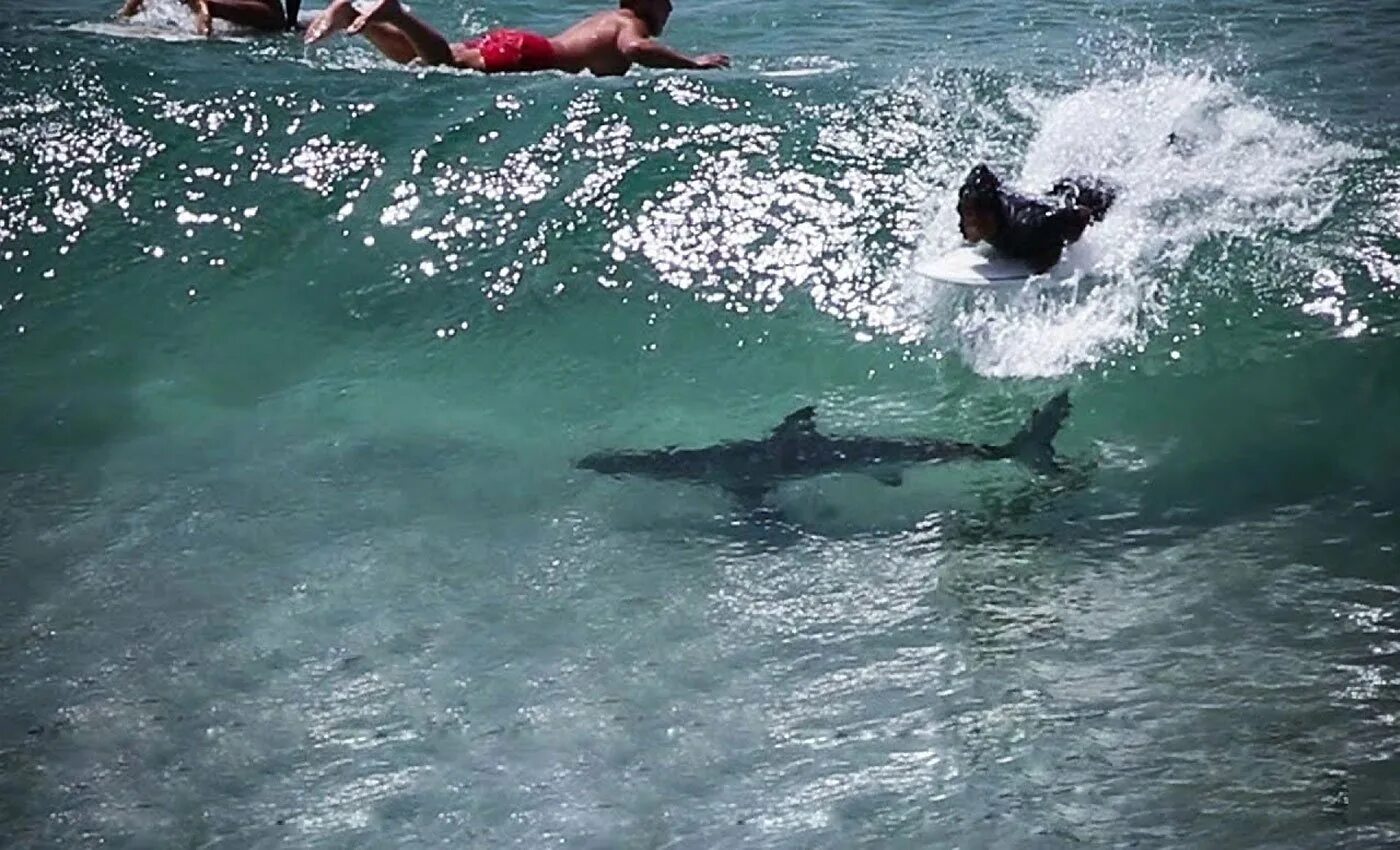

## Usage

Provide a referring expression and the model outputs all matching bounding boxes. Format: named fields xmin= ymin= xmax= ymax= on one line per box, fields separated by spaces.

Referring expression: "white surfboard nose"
xmin=914 ymin=245 xmax=1039 ymax=287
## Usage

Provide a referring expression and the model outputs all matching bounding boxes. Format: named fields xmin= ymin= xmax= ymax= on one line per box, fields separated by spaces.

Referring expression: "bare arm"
xmin=347 ymin=0 xmax=453 ymax=66
xmin=617 ymin=30 xmax=729 ymax=70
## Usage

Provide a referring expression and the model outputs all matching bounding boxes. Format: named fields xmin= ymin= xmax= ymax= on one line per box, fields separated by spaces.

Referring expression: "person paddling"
xmin=956 ymin=163 xmax=1117 ymax=273
xmin=303 ymin=0 xmax=728 ymax=76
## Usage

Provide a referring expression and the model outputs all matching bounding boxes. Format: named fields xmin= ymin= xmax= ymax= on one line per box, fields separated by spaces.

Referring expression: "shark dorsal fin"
xmin=773 ymin=406 xmax=817 ymax=436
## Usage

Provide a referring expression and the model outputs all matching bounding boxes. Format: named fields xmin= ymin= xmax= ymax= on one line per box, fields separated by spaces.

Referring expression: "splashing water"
xmin=908 ymin=66 xmax=1361 ymax=378
xmin=79 ymin=0 xmax=244 ymax=38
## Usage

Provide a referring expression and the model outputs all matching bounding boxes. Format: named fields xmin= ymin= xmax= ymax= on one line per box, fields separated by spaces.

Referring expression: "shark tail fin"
xmin=1006 ymin=390 xmax=1071 ymax=475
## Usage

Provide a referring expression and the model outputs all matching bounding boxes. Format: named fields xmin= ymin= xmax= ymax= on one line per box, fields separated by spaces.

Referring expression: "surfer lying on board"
xmin=956 ymin=163 xmax=1116 ymax=274
xmin=118 ymin=0 xmax=297 ymax=35
xmin=304 ymin=0 xmax=729 ymax=75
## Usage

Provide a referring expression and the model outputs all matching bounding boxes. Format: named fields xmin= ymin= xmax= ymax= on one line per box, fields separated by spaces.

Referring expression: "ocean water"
xmin=2 ymin=0 xmax=1399 ymax=846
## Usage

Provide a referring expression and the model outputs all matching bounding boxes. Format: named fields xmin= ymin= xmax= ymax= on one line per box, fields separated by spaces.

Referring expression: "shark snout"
xmin=577 ymin=452 xmax=612 ymax=473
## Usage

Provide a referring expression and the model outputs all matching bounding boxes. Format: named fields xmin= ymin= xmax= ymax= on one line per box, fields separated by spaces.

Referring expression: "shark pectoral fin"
xmin=1007 ymin=390 xmax=1072 ymax=475
xmin=868 ymin=467 xmax=904 ymax=487
xmin=724 ymin=483 xmax=771 ymax=510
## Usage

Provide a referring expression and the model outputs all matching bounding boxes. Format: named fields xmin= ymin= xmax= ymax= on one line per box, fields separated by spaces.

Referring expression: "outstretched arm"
xmin=347 ymin=0 xmax=452 ymax=65
xmin=617 ymin=31 xmax=729 ymax=70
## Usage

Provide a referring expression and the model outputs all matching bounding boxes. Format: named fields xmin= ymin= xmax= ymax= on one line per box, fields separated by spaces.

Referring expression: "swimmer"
xmin=304 ymin=0 xmax=729 ymax=76
xmin=956 ymin=163 xmax=1117 ymax=273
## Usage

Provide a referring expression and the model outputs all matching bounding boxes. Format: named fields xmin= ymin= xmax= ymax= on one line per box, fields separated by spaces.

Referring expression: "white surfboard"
xmin=65 ymin=20 xmax=262 ymax=42
xmin=914 ymin=245 xmax=1043 ymax=287
xmin=67 ymin=21 xmax=202 ymax=42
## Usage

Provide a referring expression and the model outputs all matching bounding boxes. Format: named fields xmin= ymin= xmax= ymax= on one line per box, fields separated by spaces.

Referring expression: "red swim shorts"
xmin=462 ymin=29 xmax=556 ymax=73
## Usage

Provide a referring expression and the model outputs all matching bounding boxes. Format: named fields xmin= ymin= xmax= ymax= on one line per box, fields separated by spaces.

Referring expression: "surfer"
xmin=956 ymin=163 xmax=1116 ymax=274
xmin=117 ymin=0 xmax=297 ymax=35
xmin=303 ymin=0 xmax=730 ymax=75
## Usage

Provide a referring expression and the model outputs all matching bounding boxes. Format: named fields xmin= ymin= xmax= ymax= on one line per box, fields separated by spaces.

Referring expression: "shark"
xmin=578 ymin=391 xmax=1072 ymax=508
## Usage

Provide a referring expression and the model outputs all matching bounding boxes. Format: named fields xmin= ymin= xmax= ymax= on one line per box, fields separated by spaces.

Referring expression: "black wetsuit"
xmin=962 ymin=165 xmax=1117 ymax=272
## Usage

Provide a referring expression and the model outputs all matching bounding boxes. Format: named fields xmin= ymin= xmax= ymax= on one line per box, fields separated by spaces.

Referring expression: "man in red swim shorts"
xmin=305 ymin=0 xmax=729 ymax=76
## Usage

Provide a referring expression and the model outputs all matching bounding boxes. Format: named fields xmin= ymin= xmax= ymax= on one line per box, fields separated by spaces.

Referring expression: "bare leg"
xmin=203 ymin=0 xmax=285 ymax=30
xmin=117 ymin=0 xmax=145 ymax=18
xmin=348 ymin=0 xmax=452 ymax=65
xmin=185 ymin=0 xmax=212 ymax=36
xmin=305 ymin=0 xmax=418 ymax=62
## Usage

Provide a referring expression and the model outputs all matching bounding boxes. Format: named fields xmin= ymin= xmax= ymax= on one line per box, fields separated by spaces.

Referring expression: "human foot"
xmin=117 ymin=0 xmax=145 ymax=19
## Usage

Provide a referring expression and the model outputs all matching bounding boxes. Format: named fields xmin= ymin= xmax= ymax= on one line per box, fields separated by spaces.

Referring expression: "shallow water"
xmin=2 ymin=1 xmax=1399 ymax=847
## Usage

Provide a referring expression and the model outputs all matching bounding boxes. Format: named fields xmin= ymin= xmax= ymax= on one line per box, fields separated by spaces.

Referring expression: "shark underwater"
xmin=578 ymin=391 xmax=1072 ymax=508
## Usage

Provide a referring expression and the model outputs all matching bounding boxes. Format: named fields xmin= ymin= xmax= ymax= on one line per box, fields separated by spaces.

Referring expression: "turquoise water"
xmin=3 ymin=0 xmax=1399 ymax=846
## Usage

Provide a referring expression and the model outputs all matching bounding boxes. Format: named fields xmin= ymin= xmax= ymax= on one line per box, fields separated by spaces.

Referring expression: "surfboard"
xmin=67 ymin=21 xmax=204 ymax=42
xmin=65 ymin=20 xmax=263 ymax=42
xmin=758 ymin=58 xmax=852 ymax=79
xmin=914 ymin=245 xmax=1045 ymax=287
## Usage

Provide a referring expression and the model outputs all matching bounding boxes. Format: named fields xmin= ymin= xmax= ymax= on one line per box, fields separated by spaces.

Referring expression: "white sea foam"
xmin=906 ymin=66 xmax=1359 ymax=377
